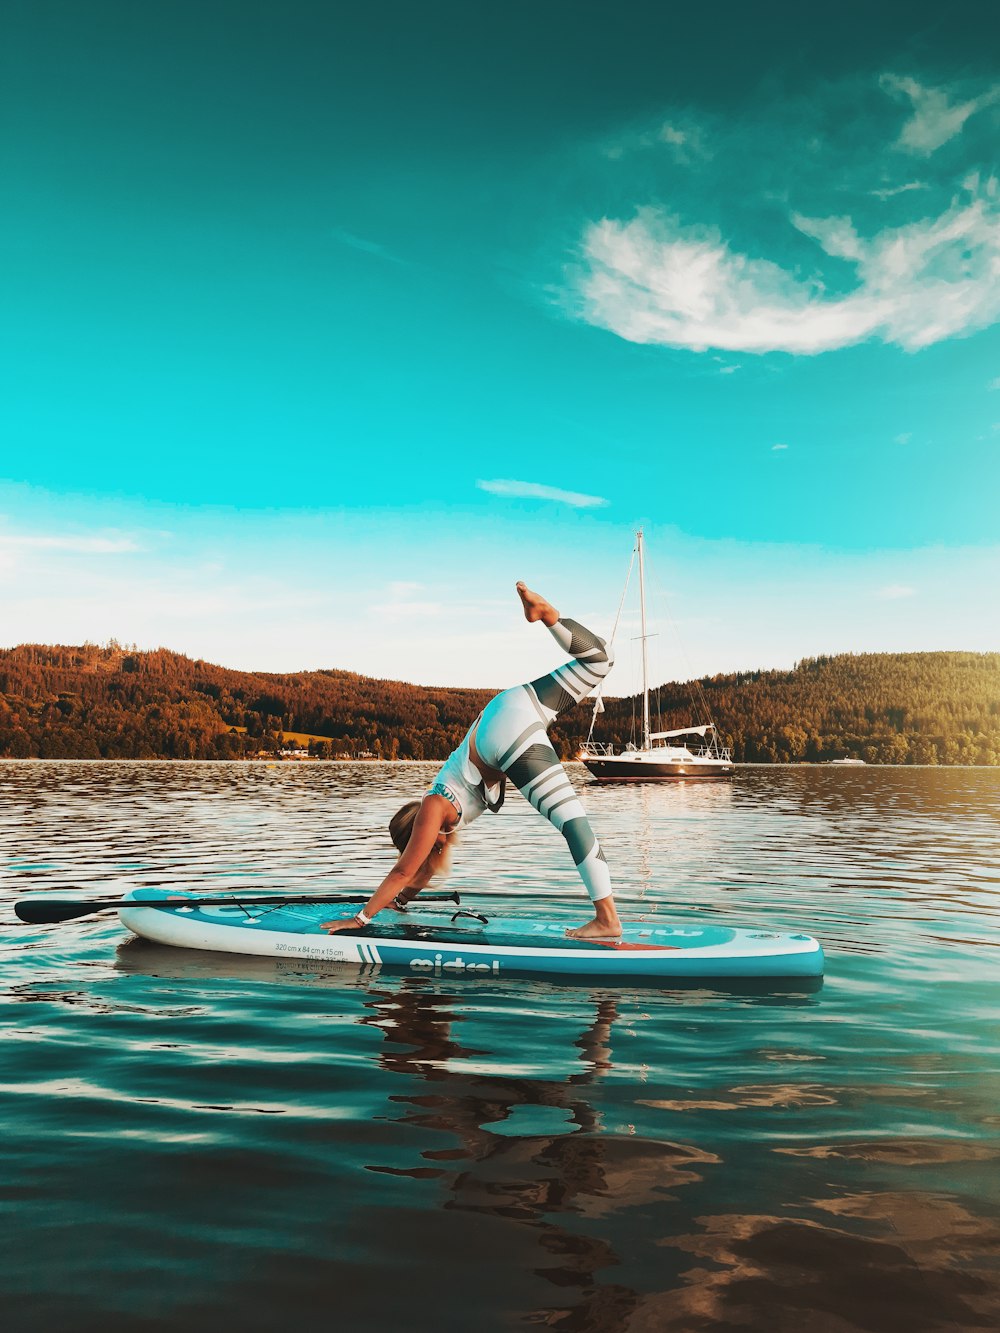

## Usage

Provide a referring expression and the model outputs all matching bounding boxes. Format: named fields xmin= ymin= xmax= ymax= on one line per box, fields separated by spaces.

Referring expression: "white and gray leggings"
xmin=475 ymin=618 xmax=614 ymax=903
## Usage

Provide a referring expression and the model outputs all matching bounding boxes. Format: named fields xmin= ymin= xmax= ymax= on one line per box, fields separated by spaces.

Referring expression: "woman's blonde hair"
xmin=389 ymin=799 xmax=456 ymax=886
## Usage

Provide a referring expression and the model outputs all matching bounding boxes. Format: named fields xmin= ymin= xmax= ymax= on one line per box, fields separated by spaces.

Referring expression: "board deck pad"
xmin=118 ymin=889 xmax=825 ymax=981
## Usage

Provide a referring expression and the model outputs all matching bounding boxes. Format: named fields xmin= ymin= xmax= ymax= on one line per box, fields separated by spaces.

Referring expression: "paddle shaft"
xmin=14 ymin=890 xmax=462 ymax=925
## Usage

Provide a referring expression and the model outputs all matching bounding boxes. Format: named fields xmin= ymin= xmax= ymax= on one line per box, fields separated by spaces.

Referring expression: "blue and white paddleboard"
xmin=119 ymin=889 xmax=824 ymax=980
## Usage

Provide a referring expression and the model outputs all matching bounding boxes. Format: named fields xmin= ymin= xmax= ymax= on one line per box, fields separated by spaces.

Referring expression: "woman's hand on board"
xmin=322 ymin=915 xmax=364 ymax=933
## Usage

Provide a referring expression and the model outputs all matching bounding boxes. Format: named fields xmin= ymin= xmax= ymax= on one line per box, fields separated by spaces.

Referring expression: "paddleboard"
xmin=119 ymin=889 xmax=824 ymax=980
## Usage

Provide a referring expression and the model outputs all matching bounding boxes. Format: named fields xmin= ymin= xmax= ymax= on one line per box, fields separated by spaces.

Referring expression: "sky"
xmin=2 ymin=0 xmax=999 ymax=690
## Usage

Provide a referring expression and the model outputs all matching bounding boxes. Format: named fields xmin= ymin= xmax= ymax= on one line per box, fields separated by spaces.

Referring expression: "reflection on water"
xmin=1 ymin=761 xmax=999 ymax=1330
xmin=359 ymin=983 xmax=723 ymax=1329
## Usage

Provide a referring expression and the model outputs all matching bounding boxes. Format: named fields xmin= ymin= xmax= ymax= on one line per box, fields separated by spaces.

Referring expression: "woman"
xmin=324 ymin=581 xmax=621 ymax=939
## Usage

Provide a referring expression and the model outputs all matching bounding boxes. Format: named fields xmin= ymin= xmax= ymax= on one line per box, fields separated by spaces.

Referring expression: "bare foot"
xmin=566 ymin=917 xmax=623 ymax=941
xmin=516 ymin=581 xmax=560 ymax=627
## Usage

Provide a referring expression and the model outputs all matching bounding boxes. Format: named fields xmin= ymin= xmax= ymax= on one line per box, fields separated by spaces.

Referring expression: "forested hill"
xmin=0 ymin=643 xmax=494 ymax=761
xmin=0 ymin=643 xmax=997 ymax=764
xmin=619 ymin=652 xmax=1000 ymax=765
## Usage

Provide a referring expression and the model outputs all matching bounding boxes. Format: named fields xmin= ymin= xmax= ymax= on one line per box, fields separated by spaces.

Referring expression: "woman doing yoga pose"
xmin=323 ymin=581 xmax=621 ymax=939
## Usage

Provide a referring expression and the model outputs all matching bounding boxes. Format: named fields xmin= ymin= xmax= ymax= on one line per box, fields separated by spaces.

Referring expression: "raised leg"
xmin=476 ymin=598 xmax=620 ymax=937
xmin=502 ymin=731 xmax=621 ymax=938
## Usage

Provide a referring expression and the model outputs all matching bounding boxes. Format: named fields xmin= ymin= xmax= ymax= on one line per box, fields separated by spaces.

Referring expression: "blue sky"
xmin=2 ymin=1 xmax=998 ymax=688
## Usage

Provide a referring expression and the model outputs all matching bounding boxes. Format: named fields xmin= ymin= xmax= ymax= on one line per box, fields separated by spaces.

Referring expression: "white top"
xmin=429 ymin=730 xmax=503 ymax=828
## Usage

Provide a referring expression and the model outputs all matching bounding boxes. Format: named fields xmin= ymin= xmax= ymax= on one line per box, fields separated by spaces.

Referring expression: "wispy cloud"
xmin=329 ymin=226 xmax=406 ymax=265
xmin=881 ymin=75 xmax=998 ymax=156
xmin=601 ymin=115 xmax=710 ymax=165
xmin=576 ymin=178 xmax=1000 ymax=355
xmin=875 ymin=584 xmax=916 ymax=599
xmin=656 ymin=121 xmax=710 ymax=163
xmin=0 ymin=532 xmax=139 ymax=554
xmin=370 ymin=580 xmax=445 ymax=619
xmin=989 ymin=377 xmax=1000 ymax=390
xmin=569 ymin=73 xmax=1000 ymax=357
xmin=370 ymin=599 xmax=445 ymax=619
xmin=659 ymin=124 xmax=687 ymax=147
xmin=477 ymin=479 xmax=609 ymax=508
xmin=895 ymin=432 xmax=912 ymax=444
xmin=871 ymin=181 xmax=929 ymax=201
xmin=771 ymin=443 xmax=788 ymax=451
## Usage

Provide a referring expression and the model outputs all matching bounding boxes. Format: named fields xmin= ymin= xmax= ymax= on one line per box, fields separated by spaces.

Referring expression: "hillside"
xmin=606 ymin=652 xmax=1000 ymax=765
xmin=0 ymin=643 xmax=996 ymax=764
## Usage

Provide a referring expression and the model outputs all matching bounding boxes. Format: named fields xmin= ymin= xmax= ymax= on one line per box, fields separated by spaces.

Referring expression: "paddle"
xmin=14 ymin=890 xmax=462 ymax=926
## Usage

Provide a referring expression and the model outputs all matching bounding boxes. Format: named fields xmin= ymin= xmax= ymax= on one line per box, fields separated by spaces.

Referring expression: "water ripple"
xmin=2 ymin=761 xmax=999 ymax=1330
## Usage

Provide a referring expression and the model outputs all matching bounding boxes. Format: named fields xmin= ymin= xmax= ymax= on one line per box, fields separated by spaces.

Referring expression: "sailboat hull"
xmin=582 ymin=756 xmax=735 ymax=782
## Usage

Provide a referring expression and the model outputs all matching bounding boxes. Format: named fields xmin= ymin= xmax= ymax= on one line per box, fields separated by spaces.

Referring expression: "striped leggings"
xmin=475 ymin=618 xmax=614 ymax=902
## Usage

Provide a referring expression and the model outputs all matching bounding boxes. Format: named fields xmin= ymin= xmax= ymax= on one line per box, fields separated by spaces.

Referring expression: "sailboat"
xmin=579 ymin=529 xmax=735 ymax=782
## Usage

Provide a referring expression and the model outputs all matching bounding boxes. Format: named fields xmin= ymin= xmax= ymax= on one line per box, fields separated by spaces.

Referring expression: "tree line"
xmin=603 ymin=652 xmax=1000 ymax=766
xmin=0 ymin=642 xmax=996 ymax=764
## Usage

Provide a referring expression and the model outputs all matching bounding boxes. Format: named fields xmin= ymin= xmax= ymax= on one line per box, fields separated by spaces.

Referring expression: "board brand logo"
xmin=409 ymin=954 xmax=501 ymax=975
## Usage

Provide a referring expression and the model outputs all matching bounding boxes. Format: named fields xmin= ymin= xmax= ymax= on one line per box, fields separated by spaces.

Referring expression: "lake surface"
xmin=2 ymin=761 xmax=999 ymax=1332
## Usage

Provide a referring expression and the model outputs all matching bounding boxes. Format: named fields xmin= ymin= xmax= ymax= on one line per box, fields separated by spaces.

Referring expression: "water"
xmin=2 ymin=761 xmax=999 ymax=1331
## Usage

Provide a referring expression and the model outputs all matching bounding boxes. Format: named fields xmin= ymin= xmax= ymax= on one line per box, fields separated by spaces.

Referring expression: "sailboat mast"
xmin=637 ymin=528 xmax=650 ymax=749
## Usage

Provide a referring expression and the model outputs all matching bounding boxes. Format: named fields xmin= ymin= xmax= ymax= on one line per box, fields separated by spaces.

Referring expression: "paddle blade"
xmin=14 ymin=898 xmax=106 ymax=924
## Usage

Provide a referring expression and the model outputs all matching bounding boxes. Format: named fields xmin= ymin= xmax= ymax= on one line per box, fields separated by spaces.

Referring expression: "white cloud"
xmin=0 ymin=532 xmax=139 ymax=554
xmin=771 ymin=443 xmax=788 ymax=451
xmin=792 ymin=212 xmax=867 ymax=262
xmin=881 ymin=75 xmax=998 ymax=156
xmin=329 ymin=226 xmax=406 ymax=265
xmin=871 ymin=181 xmax=929 ymax=201
xmin=477 ymin=479 xmax=609 ymax=508
xmin=3 ymin=482 xmax=997 ymax=683
xmin=600 ymin=116 xmax=710 ymax=164
xmin=576 ymin=180 xmax=1000 ymax=355
xmin=570 ymin=72 xmax=1000 ymax=357
xmin=370 ymin=599 xmax=445 ymax=619
xmin=875 ymin=584 xmax=916 ymax=599
xmin=895 ymin=432 xmax=912 ymax=444
xmin=658 ymin=122 xmax=709 ymax=161
xmin=372 ymin=581 xmax=444 ymax=619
